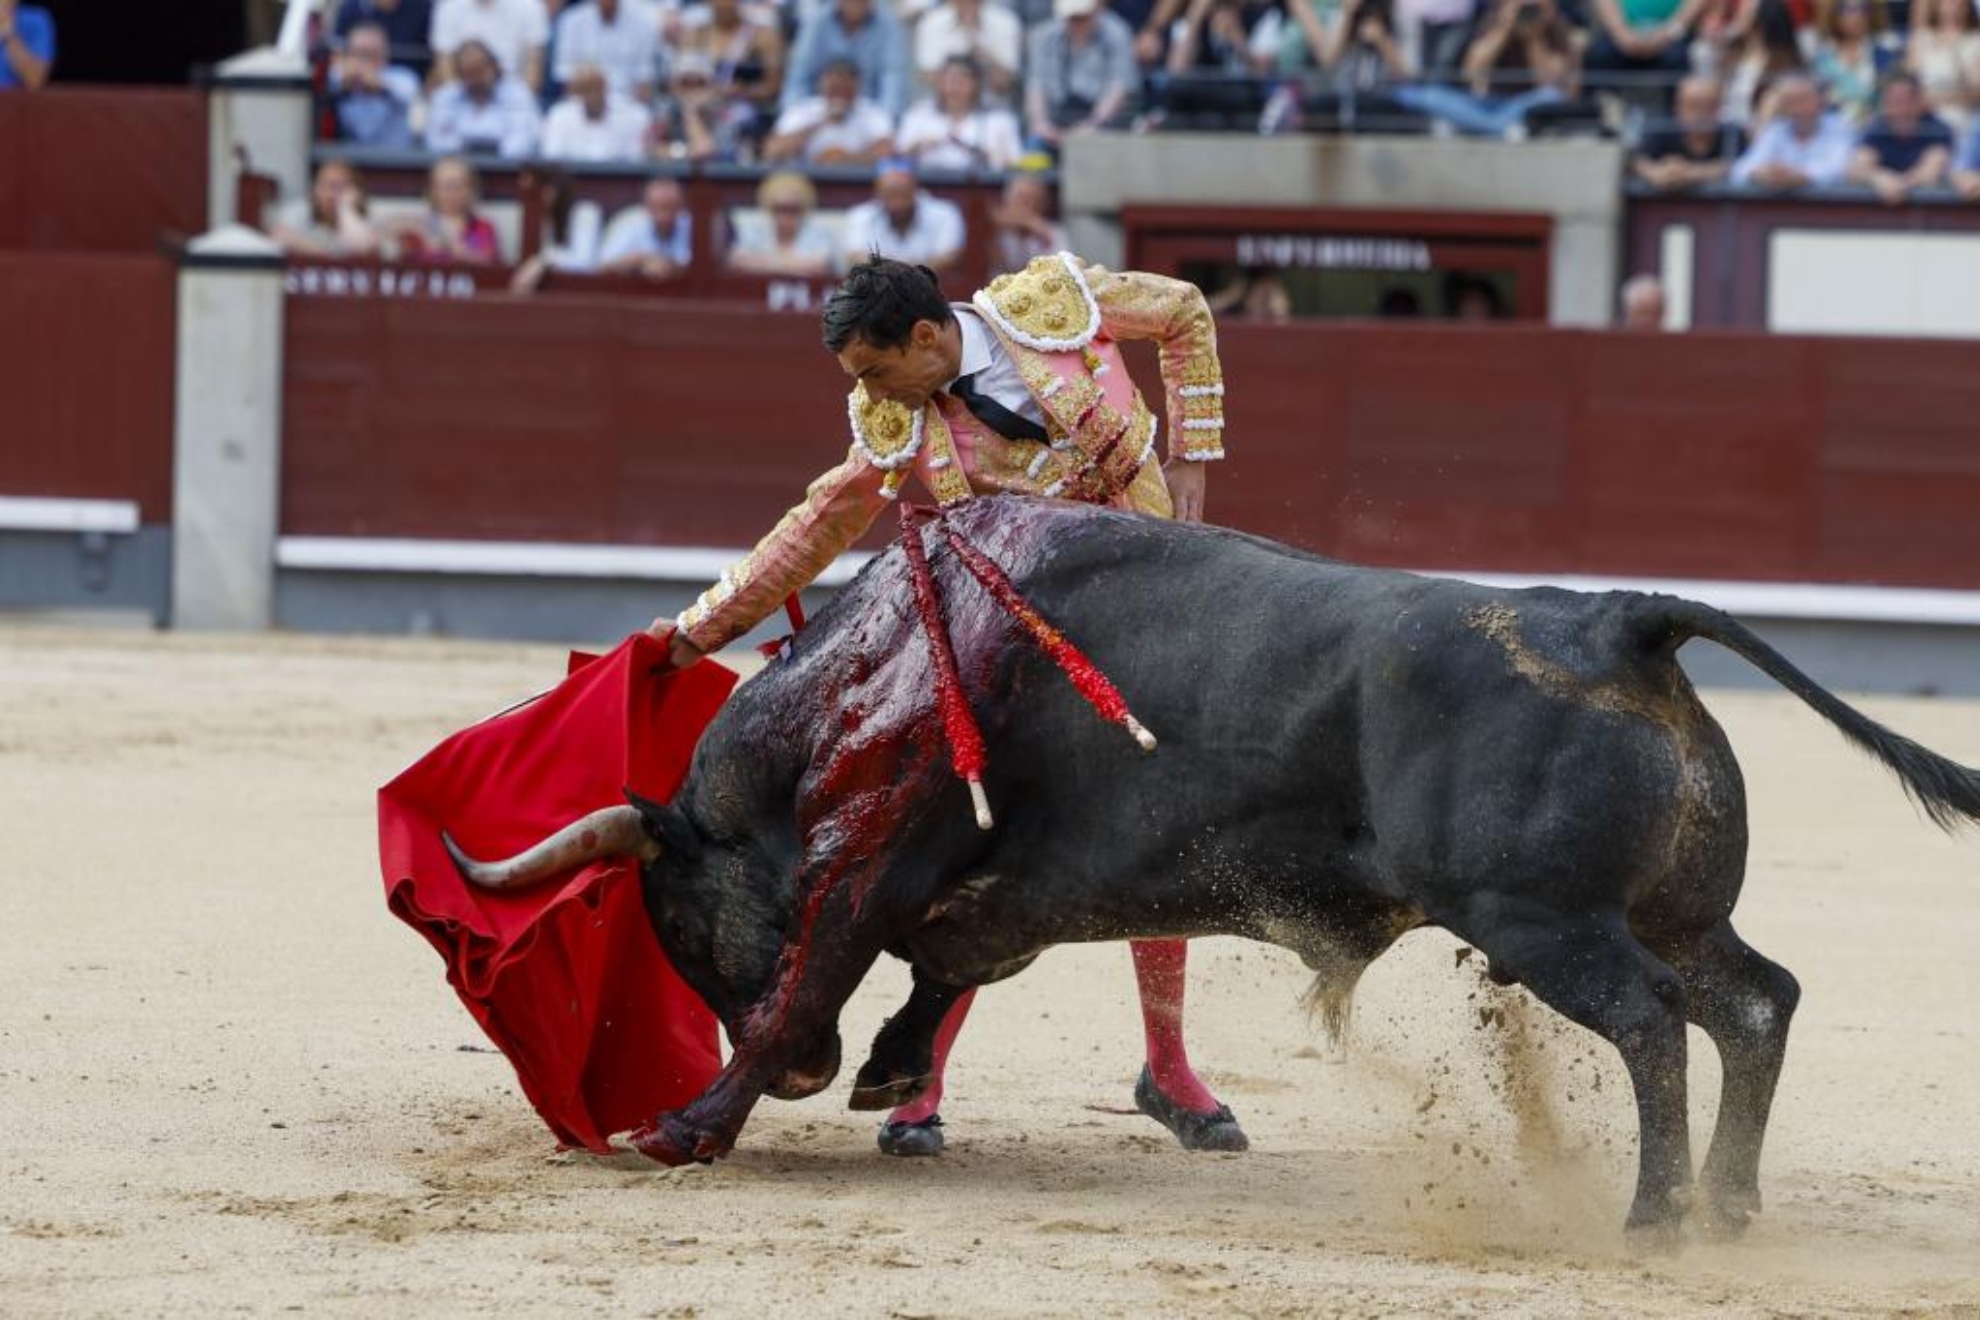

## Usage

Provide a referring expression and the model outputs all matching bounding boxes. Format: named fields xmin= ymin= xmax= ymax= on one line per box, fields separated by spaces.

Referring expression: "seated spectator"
xmin=989 ymin=170 xmax=1067 ymax=275
xmin=552 ymin=0 xmax=662 ymax=100
xmin=649 ymin=51 xmax=758 ymax=162
xmin=764 ymin=58 xmax=897 ymax=164
xmin=1446 ymin=272 xmax=1506 ymax=319
xmin=1401 ymin=0 xmax=1478 ymax=77
xmin=393 ymin=155 xmax=504 ymax=264
xmin=1167 ymin=0 xmax=1279 ymax=75
xmin=1274 ymin=0 xmax=1338 ymax=75
xmin=426 ymin=39 xmax=542 ymax=158
xmin=841 ymin=162 xmax=966 ymax=272
xmin=783 ymin=0 xmax=909 ymax=118
xmin=510 ymin=167 xmax=605 ymax=291
xmin=1210 ymin=265 xmax=1293 ymax=320
xmin=1377 ymin=285 xmax=1423 ymax=315
xmin=1956 ymin=117 xmax=1980 ymax=197
xmin=1027 ymin=0 xmax=1141 ymax=149
xmin=1721 ymin=0 xmax=1807 ymax=127
xmin=1730 ymin=72 xmax=1855 ymax=186
xmin=432 ymin=0 xmax=549 ymax=91
xmin=675 ymin=0 xmax=787 ymax=121
xmin=598 ymin=176 xmax=693 ymax=279
xmin=542 ymin=62 xmax=653 ymax=161
xmin=1906 ymin=0 xmax=1980 ymax=136
xmin=1583 ymin=0 xmax=1701 ymax=89
xmin=726 ymin=171 xmax=839 ymax=276
xmin=897 ymin=57 xmax=1024 ymax=171
xmin=268 ymin=159 xmax=382 ymax=257
xmin=1395 ymin=0 xmax=1575 ymax=137
xmin=1320 ymin=0 xmax=1413 ymax=96
xmin=0 ymin=0 xmax=54 ymax=90
xmin=1849 ymin=71 xmax=1955 ymax=202
xmin=334 ymin=0 xmax=436 ymax=81
xmin=1619 ymin=273 xmax=1667 ymax=328
xmin=1631 ymin=73 xmax=1745 ymax=187
xmin=915 ymin=0 xmax=1023 ymax=99
xmin=328 ymin=22 xmax=421 ymax=149
xmin=1810 ymin=0 xmax=1887 ymax=125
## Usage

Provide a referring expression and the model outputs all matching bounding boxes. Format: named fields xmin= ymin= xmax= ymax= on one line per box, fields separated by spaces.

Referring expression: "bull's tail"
xmin=1644 ymin=597 xmax=1980 ymax=833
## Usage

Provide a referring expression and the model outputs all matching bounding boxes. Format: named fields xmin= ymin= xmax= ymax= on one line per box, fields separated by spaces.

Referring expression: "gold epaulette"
xmin=972 ymin=252 xmax=1101 ymax=353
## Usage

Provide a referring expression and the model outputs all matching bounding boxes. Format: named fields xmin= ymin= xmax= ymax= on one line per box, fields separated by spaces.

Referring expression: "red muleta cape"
xmin=378 ymin=633 xmax=735 ymax=1152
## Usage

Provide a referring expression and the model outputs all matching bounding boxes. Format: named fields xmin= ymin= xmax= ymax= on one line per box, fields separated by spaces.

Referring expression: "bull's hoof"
xmin=1134 ymin=1067 xmax=1249 ymax=1154
xmin=629 ymin=1112 xmax=719 ymax=1167
xmin=1624 ymin=1188 xmax=1691 ymax=1255
xmin=848 ymin=1067 xmax=934 ymax=1112
xmin=1696 ymin=1187 xmax=1762 ymax=1240
xmin=877 ymin=1115 xmax=944 ymax=1157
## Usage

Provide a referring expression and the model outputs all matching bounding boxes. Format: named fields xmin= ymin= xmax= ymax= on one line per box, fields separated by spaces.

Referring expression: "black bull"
xmin=448 ymin=496 xmax=1980 ymax=1241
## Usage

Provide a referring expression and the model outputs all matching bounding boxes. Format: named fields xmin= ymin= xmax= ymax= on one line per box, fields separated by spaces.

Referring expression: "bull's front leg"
xmin=631 ymin=865 xmax=886 ymax=1167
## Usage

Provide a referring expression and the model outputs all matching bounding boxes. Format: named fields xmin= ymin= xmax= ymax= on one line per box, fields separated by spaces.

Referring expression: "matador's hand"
xmin=1165 ymin=458 xmax=1208 ymax=523
xmin=647 ymin=618 xmax=706 ymax=669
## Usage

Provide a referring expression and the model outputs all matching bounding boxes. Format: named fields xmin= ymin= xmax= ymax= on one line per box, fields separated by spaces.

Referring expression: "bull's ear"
xmin=623 ymin=787 xmax=693 ymax=856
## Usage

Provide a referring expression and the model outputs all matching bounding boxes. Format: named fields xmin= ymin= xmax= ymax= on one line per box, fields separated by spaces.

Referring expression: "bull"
xmin=446 ymin=496 xmax=1980 ymax=1244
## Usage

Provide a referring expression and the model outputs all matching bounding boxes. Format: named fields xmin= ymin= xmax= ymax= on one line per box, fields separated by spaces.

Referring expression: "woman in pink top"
xmin=395 ymin=156 xmax=503 ymax=266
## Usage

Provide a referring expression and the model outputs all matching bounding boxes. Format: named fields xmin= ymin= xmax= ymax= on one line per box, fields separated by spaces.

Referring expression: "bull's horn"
xmin=441 ymin=805 xmax=659 ymax=891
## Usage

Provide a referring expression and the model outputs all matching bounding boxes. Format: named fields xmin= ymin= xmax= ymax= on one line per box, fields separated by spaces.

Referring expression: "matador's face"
xmin=837 ymin=319 xmax=961 ymax=412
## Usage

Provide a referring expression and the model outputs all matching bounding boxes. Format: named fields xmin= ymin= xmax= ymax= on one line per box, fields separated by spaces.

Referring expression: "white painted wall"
xmin=1769 ymin=229 xmax=1980 ymax=337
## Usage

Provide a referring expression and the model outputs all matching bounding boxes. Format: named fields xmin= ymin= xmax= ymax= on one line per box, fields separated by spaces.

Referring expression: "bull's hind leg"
xmin=1462 ymin=902 xmax=1693 ymax=1245
xmin=1649 ymin=919 xmax=1800 ymax=1237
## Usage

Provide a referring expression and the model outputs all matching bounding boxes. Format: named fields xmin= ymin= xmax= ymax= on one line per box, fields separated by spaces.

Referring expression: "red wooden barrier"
xmin=281 ymin=297 xmax=1980 ymax=591
xmin=0 ymin=253 xmax=177 ymax=520
xmin=0 ymin=87 xmax=208 ymax=253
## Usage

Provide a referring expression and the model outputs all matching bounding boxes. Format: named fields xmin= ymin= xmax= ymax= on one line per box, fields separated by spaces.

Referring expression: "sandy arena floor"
xmin=2 ymin=624 xmax=1977 ymax=1317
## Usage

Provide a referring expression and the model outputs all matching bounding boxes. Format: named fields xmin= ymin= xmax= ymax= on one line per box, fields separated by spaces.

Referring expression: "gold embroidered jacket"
xmin=675 ymin=253 xmax=1228 ymax=653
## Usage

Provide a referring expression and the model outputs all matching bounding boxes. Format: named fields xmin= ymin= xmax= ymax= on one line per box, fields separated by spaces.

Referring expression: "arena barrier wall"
xmin=0 ymin=87 xmax=208 ymax=253
xmin=0 ymin=252 xmax=177 ymax=619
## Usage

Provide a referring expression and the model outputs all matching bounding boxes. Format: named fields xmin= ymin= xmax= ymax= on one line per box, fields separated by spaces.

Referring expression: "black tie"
xmin=949 ymin=372 xmax=1050 ymax=443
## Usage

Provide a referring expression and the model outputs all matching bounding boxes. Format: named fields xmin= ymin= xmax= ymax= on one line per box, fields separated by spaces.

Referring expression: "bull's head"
xmin=442 ymin=792 xmax=793 ymax=1043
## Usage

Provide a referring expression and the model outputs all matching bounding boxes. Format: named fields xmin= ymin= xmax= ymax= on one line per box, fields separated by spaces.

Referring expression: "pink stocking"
xmin=887 ymin=987 xmax=976 ymax=1125
xmin=1131 ymin=939 xmax=1222 ymax=1114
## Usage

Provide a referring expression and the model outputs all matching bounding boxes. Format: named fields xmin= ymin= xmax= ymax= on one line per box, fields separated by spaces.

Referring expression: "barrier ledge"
xmin=275 ymin=536 xmax=876 ymax=587
xmin=0 ymin=497 xmax=142 ymax=535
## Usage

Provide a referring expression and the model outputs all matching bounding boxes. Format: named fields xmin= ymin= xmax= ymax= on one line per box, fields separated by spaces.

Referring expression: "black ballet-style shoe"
xmin=876 ymin=1113 xmax=945 ymax=1157
xmin=1134 ymin=1066 xmax=1249 ymax=1153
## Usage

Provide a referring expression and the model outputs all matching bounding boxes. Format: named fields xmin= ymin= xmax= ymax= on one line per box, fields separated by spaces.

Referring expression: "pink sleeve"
xmin=674 ymin=447 xmax=892 ymax=653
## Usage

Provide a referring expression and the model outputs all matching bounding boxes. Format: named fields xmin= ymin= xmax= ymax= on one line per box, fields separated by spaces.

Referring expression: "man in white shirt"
xmin=432 ymin=0 xmax=550 ymax=91
xmin=599 ymin=176 xmax=694 ymax=278
xmin=840 ymin=163 xmax=966 ymax=272
xmin=425 ymin=38 xmax=543 ymax=157
xmin=542 ymin=62 xmax=654 ymax=161
xmin=1730 ymin=75 xmax=1855 ymax=190
xmin=914 ymin=0 xmax=1022 ymax=99
xmin=764 ymin=58 xmax=897 ymax=165
xmin=552 ymin=0 xmax=662 ymax=99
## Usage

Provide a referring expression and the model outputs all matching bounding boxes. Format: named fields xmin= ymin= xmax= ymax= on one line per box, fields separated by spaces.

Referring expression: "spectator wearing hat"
xmin=897 ymin=56 xmax=1025 ymax=171
xmin=542 ymin=62 xmax=653 ymax=161
xmin=1027 ymin=0 xmax=1140 ymax=150
xmin=552 ymin=0 xmax=663 ymax=100
xmin=0 ymin=0 xmax=54 ymax=90
xmin=431 ymin=0 xmax=550 ymax=92
xmin=841 ymin=161 xmax=967 ymax=272
xmin=650 ymin=50 xmax=759 ymax=161
xmin=1730 ymin=73 xmax=1855 ymax=187
xmin=783 ymin=0 xmax=910 ymax=118
xmin=1850 ymin=71 xmax=1955 ymax=203
xmin=764 ymin=57 xmax=897 ymax=164
xmin=425 ymin=38 xmax=543 ymax=157
xmin=329 ymin=21 xmax=422 ymax=148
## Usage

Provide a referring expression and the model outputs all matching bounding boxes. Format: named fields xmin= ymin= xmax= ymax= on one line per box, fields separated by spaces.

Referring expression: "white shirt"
xmin=432 ymin=0 xmax=550 ymax=79
xmin=841 ymin=190 xmax=966 ymax=268
xmin=541 ymin=93 xmax=654 ymax=161
xmin=914 ymin=3 xmax=1024 ymax=80
xmin=947 ymin=305 xmax=1045 ymax=426
xmin=896 ymin=101 xmax=1023 ymax=171
xmin=771 ymin=96 xmax=896 ymax=162
xmin=552 ymin=0 xmax=663 ymax=95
